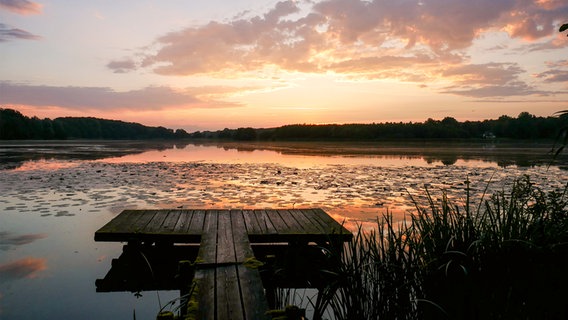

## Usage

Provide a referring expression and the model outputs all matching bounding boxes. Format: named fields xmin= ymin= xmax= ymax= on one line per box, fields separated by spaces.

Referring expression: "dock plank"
xmin=216 ymin=210 xmax=235 ymax=264
xmin=161 ymin=210 xmax=183 ymax=233
xmin=298 ymin=209 xmax=328 ymax=234
xmin=231 ymin=211 xmax=271 ymax=319
xmin=144 ymin=210 xmax=171 ymax=234
xmin=216 ymin=265 xmax=243 ymax=320
xmin=264 ymin=210 xmax=291 ymax=234
xmin=96 ymin=209 xmax=139 ymax=234
xmin=173 ymin=209 xmax=194 ymax=233
xmin=128 ymin=210 xmax=159 ymax=234
xmin=195 ymin=269 xmax=216 ymax=320
xmin=253 ymin=210 xmax=277 ymax=235
xmin=241 ymin=210 xmax=261 ymax=235
xmin=188 ymin=210 xmax=207 ymax=234
xmin=237 ymin=265 xmax=270 ymax=320
xmin=230 ymin=210 xmax=252 ymax=261
xmin=198 ymin=210 xmax=218 ymax=264
xmin=277 ymin=209 xmax=307 ymax=234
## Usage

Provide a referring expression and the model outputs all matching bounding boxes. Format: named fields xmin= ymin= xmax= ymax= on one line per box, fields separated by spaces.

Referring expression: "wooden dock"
xmin=95 ymin=208 xmax=352 ymax=319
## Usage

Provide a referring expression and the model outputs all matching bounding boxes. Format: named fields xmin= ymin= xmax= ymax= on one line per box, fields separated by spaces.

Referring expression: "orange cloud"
xmin=0 ymin=257 xmax=47 ymax=281
xmin=114 ymin=0 xmax=566 ymax=82
xmin=0 ymin=0 xmax=42 ymax=15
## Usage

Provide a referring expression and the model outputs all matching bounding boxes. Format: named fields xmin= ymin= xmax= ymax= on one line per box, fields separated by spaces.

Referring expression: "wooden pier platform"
xmin=95 ymin=208 xmax=352 ymax=319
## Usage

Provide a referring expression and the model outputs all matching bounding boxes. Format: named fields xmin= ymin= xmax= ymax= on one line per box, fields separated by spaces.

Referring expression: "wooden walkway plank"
xmin=127 ymin=210 xmax=160 ymax=234
xmin=187 ymin=210 xmax=207 ymax=234
xmin=264 ymin=209 xmax=291 ymax=234
xmin=241 ymin=209 xmax=261 ymax=235
xmin=194 ymin=269 xmax=216 ymax=320
xmin=216 ymin=210 xmax=236 ymax=264
xmin=230 ymin=210 xmax=252 ymax=261
xmin=280 ymin=210 xmax=319 ymax=234
xmin=95 ymin=209 xmax=139 ymax=234
xmin=237 ymin=265 xmax=270 ymax=320
xmin=173 ymin=209 xmax=193 ymax=233
xmin=94 ymin=210 xmax=158 ymax=241
xmin=161 ymin=210 xmax=183 ymax=233
xmin=144 ymin=210 xmax=172 ymax=233
xmin=277 ymin=210 xmax=307 ymax=234
xmin=253 ymin=210 xmax=277 ymax=235
xmin=216 ymin=265 xmax=243 ymax=319
xmin=198 ymin=210 xmax=218 ymax=264
xmin=231 ymin=211 xmax=271 ymax=319
xmin=287 ymin=209 xmax=322 ymax=234
xmin=297 ymin=209 xmax=328 ymax=234
xmin=195 ymin=210 xmax=218 ymax=320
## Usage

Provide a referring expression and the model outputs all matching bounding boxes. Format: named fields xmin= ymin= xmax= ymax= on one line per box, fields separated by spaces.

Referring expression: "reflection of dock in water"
xmin=95 ymin=209 xmax=352 ymax=319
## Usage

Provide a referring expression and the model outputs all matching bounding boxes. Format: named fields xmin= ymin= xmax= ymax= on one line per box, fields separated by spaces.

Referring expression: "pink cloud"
xmin=124 ymin=0 xmax=567 ymax=79
xmin=0 ymin=82 xmax=215 ymax=110
xmin=0 ymin=257 xmax=47 ymax=281
xmin=0 ymin=0 xmax=42 ymax=15
xmin=441 ymin=63 xmax=524 ymax=86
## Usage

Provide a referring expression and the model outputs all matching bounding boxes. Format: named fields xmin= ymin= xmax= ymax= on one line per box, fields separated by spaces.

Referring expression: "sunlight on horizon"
xmin=2 ymin=0 xmax=567 ymax=131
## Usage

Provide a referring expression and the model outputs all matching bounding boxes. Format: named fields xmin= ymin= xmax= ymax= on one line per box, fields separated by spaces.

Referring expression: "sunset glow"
xmin=1 ymin=0 xmax=567 ymax=131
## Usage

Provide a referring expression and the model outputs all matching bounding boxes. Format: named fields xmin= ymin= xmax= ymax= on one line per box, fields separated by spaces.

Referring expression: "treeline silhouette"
xmin=2 ymin=107 xmax=566 ymax=141
xmin=192 ymin=112 xmax=567 ymax=141
xmin=0 ymin=108 xmax=189 ymax=140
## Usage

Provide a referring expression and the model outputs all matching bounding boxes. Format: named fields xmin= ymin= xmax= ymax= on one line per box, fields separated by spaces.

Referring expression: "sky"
xmin=1 ymin=0 xmax=568 ymax=132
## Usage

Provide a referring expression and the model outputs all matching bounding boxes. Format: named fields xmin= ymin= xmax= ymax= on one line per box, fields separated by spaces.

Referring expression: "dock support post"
xmin=177 ymin=260 xmax=195 ymax=318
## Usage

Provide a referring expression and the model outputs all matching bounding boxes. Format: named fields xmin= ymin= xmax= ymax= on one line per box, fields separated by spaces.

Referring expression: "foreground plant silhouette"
xmin=319 ymin=176 xmax=568 ymax=320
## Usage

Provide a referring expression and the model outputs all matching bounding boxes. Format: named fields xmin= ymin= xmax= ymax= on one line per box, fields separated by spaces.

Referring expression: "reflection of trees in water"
xmin=2 ymin=141 xmax=568 ymax=170
xmin=424 ymin=155 xmax=458 ymax=165
xmin=0 ymin=141 xmax=180 ymax=170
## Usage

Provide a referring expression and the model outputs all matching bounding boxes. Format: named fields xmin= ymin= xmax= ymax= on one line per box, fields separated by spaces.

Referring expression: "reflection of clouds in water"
xmin=0 ymin=257 xmax=47 ymax=281
xmin=0 ymin=232 xmax=47 ymax=250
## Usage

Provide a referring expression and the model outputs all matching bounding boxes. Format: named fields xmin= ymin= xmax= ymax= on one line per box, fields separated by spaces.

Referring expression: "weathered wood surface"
xmin=193 ymin=210 xmax=270 ymax=320
xmin=95 ymin=208 xmax=352 ymax=244
xmin=95 ymin=208 xmax=352 ymax=320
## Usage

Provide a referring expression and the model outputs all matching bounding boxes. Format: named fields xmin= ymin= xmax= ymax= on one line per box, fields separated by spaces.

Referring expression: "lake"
xmin=1 ymin=140 xmax=566 ymax=319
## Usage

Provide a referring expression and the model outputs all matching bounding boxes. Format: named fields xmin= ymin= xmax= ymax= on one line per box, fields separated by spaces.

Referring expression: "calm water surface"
xmin=0 ymin=140 xmax=566 ymax=319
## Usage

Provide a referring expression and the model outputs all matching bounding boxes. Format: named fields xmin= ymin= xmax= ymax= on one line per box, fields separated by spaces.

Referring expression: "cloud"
xmin=106 ymin=59 xmax=137 ymax=74
xmin=536 ymin=60 xmax=568 ymax=84
xmin=441 ymin=81 xmax=549 ymax=98
xmin=441 ymin=63 xmax=524 ymax=86
xmin=138 ymin=1 xmax=317 ymax=75
xmin=0 ymin=232 xmax=47 ymax=250
xmin=116 ymin=0 xmax=567 ymax=79
xmin=0 ymin=82 xmax=247 ymax=111
xmin=437 ymin=62 xmax=559 ymax=97
xmin=0 ymin=0 xmax=42 ymax=15
xmin=0 ymin=257 xmax=47 ymax=281
xmin=0 ymin=23 xmax=41 ymax=42
xmin=536 ymin=70 xmax=568 ymax=83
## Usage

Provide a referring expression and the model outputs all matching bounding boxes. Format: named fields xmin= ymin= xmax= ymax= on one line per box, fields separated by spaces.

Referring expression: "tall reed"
xmin=323 ymin=175 xmax=568 ymax=320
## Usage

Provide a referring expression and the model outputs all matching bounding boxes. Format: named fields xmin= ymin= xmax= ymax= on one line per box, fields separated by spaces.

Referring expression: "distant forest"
xmin=194 ymin=111 xmax=567 ymax=141
xmin=0 ymin=108 xmax=190 ymax=140
xmin=1 ymin=107 xmax=567 ymax=141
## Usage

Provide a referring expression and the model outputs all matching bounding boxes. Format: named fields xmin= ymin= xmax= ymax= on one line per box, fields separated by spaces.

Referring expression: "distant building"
xmin=482 ymin=131 xmax=496 ymax=140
